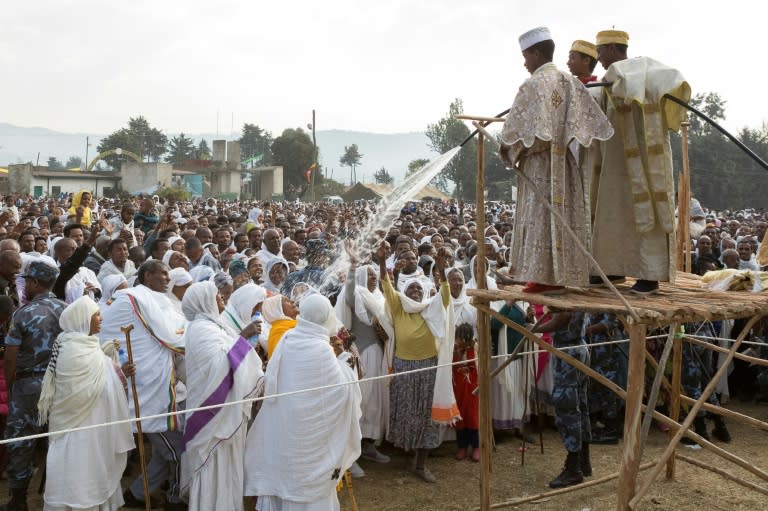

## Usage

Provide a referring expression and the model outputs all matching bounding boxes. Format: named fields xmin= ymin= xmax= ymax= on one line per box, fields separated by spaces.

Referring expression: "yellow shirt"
xmin=267 ymin=318 xmax=297 ymax=359
xmin=382 ymin=276 xmax=448 ymax=361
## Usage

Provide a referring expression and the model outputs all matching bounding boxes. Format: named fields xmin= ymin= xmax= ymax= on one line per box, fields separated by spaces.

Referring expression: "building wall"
xmin=212 ymin=140 xmax=226 ymax=162
xmin=8 ymin=164 xmax=33 ymax=195
xmin=120 ymin=162 xmax=173 ymax=194
xmin=30 ymin=176 xmax=118 ymax=197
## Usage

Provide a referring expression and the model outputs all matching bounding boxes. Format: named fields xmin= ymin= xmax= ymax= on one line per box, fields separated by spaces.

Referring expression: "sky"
xmin=2 ymin=0 xmax=765 ymax=138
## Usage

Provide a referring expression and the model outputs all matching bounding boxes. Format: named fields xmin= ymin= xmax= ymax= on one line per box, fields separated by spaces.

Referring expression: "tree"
xmin=165 ymin=133 xmax=196 ymax=165
xmin=47 ymin=156 xmax=63 ymax=169
xmin=65 ymin=156 xmax=83 ymax=169
xmin=271 ymin=128 xmax=316 ymax=198
xmin=407 ymin=158 xmax=430 ymax=177
xmin=239 ymin=124 xmax=273 ymax=167
xmin=97 ymin=116 xmax=168 ymax=169
xmin=194 ymin=140 xmax=211 ymax=160
xmin=374 ymin=166 xmax=394 ymax=185
xmin=668 ymin=91 xmax=768 ymax=208
xmin=425 ymin=98 xmax=477 ymax=198
xmin=340 ymin=144 xmax=363 ymax=185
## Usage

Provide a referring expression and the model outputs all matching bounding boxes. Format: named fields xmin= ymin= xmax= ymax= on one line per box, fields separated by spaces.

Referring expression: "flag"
xmin=305 ymin=163 xmax=316 ymax=183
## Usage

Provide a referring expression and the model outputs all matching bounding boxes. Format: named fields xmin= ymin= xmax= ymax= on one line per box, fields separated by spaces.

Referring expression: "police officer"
xmin=532 ymin=309 xmax=592 ymax=489
xmin=2 ymin=261 xmax=66 ymax=511
xmin=585 ymin=313 xmax=623 ymax=444
xmin=680 ymin=322 xmax=731 ymax=447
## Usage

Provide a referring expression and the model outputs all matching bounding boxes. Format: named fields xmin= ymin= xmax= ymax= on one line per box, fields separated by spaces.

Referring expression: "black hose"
xmin=661 ymin=93 xmax=768 ymax=172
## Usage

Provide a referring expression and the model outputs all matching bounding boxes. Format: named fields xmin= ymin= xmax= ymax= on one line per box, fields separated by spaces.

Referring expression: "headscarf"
xmin=167 ymin=268 xmax=193 ymax=313
xmin=220 ymin=282 xmax=267 ymax=332
xmin=181 ymin=281 xmax=227 ymax=327
xmin=447 ymin=267 xmax=477 ymax=332
xmin=261 ymin=295 xmax=289 ymax=323
xmin=297 ymin=294 xmax=337 ymax=336
xmin=162 ymin=249 xmax=188 ymax=268
xmin=66 ymin=190 xmax=93 ymax=227
xmin=99 ymin=274 xmax=128 ymax=307
xmin=228 ymin=259 xmax=249 ymax=279
xmin=467 ymin=255 xmax=498 ymax=291
xmin=190 ymin=265 xmax=215 ymax=283
xmin=263 ymin=258 xmax=289 ymax=294
xmin=38 ymin=296 xmax=109 ymax=430
xmin=212 ymin=271 xmax=233 ymax=290
xmin=167 ymin=236 xmax=184 ymax=251
xmin=335 ymin=265 xmax=385 ymax=329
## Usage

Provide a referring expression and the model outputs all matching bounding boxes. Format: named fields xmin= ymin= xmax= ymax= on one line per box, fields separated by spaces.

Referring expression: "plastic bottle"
xmin=249 ymin=312 xmax=262 ymax=347
xmin=118 ymin=348 xmax=129 ymax=366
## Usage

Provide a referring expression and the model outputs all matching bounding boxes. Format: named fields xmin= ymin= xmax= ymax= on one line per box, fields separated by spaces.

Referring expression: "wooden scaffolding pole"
xmin=629 ymin=314 xmax=764 ymax=508
xmin=676 ymin=122 xmax=691 ymax=272
xmin=617 ymin=322 xmax=647 ymax=510
xmin=475 ymin=130 xmax=493 ymax=511
xmin=475 ymin=305 xmax=768 ymax=484
xmin=476 ymin=462 xmax=656 ymax=510
xmin=667 ymin=325 xmax=682 ymax=479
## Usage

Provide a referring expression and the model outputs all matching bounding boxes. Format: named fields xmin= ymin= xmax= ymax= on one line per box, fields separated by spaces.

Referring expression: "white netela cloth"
xmin=244 ymin=296 xmax=361 ymax=504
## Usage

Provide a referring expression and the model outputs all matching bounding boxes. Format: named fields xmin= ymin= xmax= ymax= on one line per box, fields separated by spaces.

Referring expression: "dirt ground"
xmin=7 ymin=402 xmax=768 ymax=510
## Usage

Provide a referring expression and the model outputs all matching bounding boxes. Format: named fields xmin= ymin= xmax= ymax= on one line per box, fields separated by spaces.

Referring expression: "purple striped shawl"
xmin=181 ymin=336 xmax=252 ymax=452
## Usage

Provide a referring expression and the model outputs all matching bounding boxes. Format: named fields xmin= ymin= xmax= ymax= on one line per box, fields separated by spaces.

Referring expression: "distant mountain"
xmin=0 ymin=123 xmax=438 ymax=185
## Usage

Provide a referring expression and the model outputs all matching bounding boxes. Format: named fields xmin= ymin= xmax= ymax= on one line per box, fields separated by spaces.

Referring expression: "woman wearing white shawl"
xmin=376 ymin=245 xmax=458 ymax=483
xmin=244 ymin=294 xmax=361 ymax=511
xmin=335 ymin=262 xmax=390 ymax=463
xmin=262 ymin=257 xmax=289 ymax=294
xmin=98 ymin=274 xmax=128 ymax=310
xmin=38 ymin=296 xmax=134 ymax=511
xmin=166 ymin=268 xmax=193 ymax=314
xmin=180 ymin=282 xmax=263 ymax=511
xmin=467 ymin=256 xmax=534 ymax=433
xmin=220 ymin=282 xmax=269 ymax=353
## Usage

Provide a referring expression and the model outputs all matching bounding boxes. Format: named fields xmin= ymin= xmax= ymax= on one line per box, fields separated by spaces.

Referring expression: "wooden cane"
xmin=122 ymin=324 xmax=151 ymax=511
xmin=343 ymin=470 xmax=360 ymax=511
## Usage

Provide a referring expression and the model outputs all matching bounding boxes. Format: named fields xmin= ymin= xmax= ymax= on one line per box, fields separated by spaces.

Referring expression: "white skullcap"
xmin=519 ymin=26 xmax=552 ymax=51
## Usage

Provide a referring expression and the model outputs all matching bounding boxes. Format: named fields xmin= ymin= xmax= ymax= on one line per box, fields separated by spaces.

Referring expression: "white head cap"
xmin=519 ymin=26 xmax=552 ymax=51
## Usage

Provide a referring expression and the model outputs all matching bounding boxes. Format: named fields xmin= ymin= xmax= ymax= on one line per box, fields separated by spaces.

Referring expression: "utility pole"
xmin=85 ymin=136 xmax=90 ymax=171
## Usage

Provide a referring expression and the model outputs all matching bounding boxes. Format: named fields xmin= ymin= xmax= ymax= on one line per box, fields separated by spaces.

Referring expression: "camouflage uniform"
xmin=551 ymin=312 xmax=591 ymax=453
xmin=681 ymin=322 xmax=720 ymax=417
xmin=585 ymin=313 xmax=622 ymax=421
xmin=4 ymin=290 xmax=66 ymax=489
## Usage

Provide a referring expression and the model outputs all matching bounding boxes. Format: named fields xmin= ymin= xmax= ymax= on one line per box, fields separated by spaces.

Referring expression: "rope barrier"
xmin=5 ymin=329 xmax=763 ymax=446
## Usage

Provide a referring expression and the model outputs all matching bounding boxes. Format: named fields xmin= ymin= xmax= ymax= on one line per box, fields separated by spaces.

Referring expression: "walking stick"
xmin=343 ymin=470 xmax=360 ymax=511
xmin=122 ymin=325 xmax=151 ymax=511
xmin=520 ymin=339 xmax=529 ymax=466
xmin=532 ymin=344 xmax=545 ymax=454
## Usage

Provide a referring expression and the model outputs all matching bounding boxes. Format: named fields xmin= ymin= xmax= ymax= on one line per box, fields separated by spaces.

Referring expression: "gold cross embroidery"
xmin=551 ymin=90 xmax=563 ymax=108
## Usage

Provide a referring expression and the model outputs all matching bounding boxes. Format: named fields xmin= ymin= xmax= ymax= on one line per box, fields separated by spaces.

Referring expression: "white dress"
xmin=43 ymin=359 xmax=133 ymax=511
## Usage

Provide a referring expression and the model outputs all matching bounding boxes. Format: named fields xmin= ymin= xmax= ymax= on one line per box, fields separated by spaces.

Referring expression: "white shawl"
xmin=384 ymin=277 xmax=459 ymax=425
xmin=99 ymin=285 xmax=186 ymax=433
xmin=220 ymin=283 xmax=268 ymax=333
xmin=97 ymin=258 xmax=137 ymax=285
xmin=38 ymin=297 xmax=109 ymax=431
xmin=244 ymin=295 xmax=361 ymax=502
xmin=180 ymin=283 xmax=263 ymax=491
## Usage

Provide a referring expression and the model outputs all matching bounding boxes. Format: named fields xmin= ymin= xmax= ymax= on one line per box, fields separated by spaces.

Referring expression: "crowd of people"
xmin=0 ymin=26 xmax=766 ymax=511
xmin=0 ymin=186 xmax=763 ymax=509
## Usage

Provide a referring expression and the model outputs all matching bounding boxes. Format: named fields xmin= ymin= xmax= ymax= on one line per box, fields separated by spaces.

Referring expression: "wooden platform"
xmin=467 ymin=272 xmax=768 ymax=326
